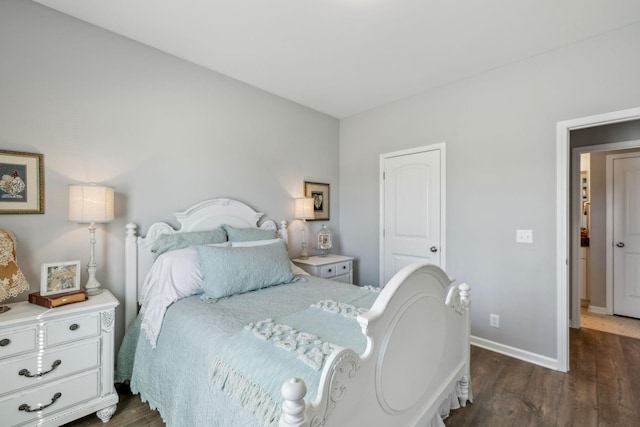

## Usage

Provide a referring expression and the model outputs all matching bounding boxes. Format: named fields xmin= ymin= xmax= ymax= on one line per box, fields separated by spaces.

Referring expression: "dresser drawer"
xmin=0 ymin=369 xmax=100 ymax=427
xmin=0 ymin=326 xmax=37 ymax=360
xmin=0 ymin=338 xmax=100 ymax=396
xmin=45 ymin=313 xmax=100 ymax=347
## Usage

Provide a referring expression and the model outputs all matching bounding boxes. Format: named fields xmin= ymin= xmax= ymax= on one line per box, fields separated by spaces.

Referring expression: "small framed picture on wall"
xmin=0 ymin=150 xmax=44 ymax=214
xmin=304 ymin=181 xmax=330 ymax=220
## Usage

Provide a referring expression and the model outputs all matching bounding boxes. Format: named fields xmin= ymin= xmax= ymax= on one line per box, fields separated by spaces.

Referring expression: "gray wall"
xmin=340 ymin=22 xmax=640 ymax=359
xmin=0 ymin=1 xmax=340 ymax=348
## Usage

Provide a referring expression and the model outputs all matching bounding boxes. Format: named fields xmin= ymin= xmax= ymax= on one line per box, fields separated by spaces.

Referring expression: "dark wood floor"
xmin=66 ymin=328 xmax=640 ymax=427
xmin=64 ymin=383 xmax=164 ymax=427
xmin=445 ymin=327 xmax=640 ymax=427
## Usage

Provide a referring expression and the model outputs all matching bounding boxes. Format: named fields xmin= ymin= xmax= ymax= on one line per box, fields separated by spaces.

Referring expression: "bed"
xmin=117 ymin=198 xmax=472 ymax=427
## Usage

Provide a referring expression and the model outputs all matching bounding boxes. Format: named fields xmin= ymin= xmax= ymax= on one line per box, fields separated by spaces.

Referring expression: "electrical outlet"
xmin=490 ymin=314 xmax=500 ymax=328
xmin=516 ymin=229 xmax=533 ymax=243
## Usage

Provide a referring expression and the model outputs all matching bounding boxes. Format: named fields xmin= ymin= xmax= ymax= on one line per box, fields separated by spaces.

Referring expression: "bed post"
xmin=279 ymin=220 xmax=288 ymax=244
xmin=279 ymin=378 xmax=307 ymax=427
xmin=125 ymin=223 xmax=138 ymax=329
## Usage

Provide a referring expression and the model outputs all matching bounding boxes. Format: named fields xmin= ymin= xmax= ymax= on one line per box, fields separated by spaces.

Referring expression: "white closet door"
xmin=381 ymin=148 xmax=442 ymax=284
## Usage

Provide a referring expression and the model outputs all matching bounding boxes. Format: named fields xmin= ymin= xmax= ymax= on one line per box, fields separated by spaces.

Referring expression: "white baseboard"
xmin=470 ymin=335 xmax=560 ymax=371
xmin=588 ymin=305 xmax=607 ymax=315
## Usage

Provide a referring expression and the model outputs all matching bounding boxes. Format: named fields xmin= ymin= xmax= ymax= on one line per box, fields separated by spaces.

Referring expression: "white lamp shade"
xmin=69 ymin=185 xmax=115 ymax=223
xmin=295 ymin=197 xmax=314 ymax=220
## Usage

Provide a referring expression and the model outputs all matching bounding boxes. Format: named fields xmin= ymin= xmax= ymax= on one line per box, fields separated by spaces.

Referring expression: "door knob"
xmin=616 ymin=242 xmax=625 ymax=248
xmin=430 ymin=246 xmax=438 ymax=253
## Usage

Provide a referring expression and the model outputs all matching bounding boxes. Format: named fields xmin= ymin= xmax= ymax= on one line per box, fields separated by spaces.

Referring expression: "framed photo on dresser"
xmin=41 ymin=260 xmax=81 ymax=296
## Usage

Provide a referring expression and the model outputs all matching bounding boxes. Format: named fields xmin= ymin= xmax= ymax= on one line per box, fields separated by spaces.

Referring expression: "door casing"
xmin=558 ymin=106 xmax=640 ymax=372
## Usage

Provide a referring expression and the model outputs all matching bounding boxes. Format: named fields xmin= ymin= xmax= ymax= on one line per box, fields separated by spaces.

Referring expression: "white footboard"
xmin=279 ymin=263 xmax=471 ymax=427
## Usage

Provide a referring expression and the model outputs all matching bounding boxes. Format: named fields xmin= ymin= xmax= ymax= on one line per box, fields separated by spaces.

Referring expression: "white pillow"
xmin=231 ymin=239 xmax=310 ymax=276
xmin=139 ymin=242 xmax=230 ymax=347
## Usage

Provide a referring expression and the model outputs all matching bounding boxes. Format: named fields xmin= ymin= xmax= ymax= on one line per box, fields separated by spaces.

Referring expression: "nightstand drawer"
xmin=319 ymin=261 xmax=352 ymax=279
xmin=0 ymin=338 xmax=100 ymax=396
xmin=319 ymin=265 xmax=338 ymax=278
xmin=0 ymin=326 xmax=37 ymax=360
xmin=292 ymin=255 xmax=355 ymax=285
xmin=333 ymin=274 xmax=352 ymax=284
xmin=0 ymin=369 xmax=100 ymax=427
xmin=335 ymin=261 xmax=352 ymax=275
xmin=45 ymin=313 xmax=100 ymax=347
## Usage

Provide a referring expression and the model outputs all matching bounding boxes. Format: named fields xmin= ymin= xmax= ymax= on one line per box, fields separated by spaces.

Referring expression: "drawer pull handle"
xmin=342 ymin=265 xmax=347 ymax=270
xmin=0 ymin=338 xmax=10 ymax=347
xmin=19 ymin=360 xmax=62 ymax=378
xmin=69 ymin=323 xmax=79 ymax=331
xmin=327 ymin=269 xmax=333 ymax=273
xmin=18 ymin=392 xmax=62 ymax=413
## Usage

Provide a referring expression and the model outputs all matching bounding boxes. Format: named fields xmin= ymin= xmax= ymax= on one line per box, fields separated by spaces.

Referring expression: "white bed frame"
xmin=124 ymin=198 xmax=471 ymax=427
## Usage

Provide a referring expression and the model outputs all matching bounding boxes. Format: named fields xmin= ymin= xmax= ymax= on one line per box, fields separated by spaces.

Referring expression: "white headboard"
xmin=124 ymin=198 xmax=288 ymax=328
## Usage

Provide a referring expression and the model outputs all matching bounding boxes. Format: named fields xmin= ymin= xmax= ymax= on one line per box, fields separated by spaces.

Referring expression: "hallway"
xmin=581 ymin=307 xmax=640 ymax=339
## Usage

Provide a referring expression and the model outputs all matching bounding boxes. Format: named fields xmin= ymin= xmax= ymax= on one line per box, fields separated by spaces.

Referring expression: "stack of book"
xmin=28 ymin=290 xmax=87 ymax=308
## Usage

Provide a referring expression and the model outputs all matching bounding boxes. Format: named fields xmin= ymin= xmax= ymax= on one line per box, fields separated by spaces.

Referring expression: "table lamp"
xmin=294 ymin=197 xmax=314 ymax=259
xmin=69 ymin=184 xmax=114 ymax=295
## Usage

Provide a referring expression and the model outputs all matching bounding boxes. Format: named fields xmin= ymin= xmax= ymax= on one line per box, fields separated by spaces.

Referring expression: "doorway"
xmin=557 ymin=106 xmax=640 ymax=372
xmin=573 ymin=147 xmax=640 ymax=337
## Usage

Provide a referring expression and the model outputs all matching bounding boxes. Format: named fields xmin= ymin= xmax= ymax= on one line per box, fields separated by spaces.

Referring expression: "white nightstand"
xmin=0 ymin=290 xmax=119 ymax=426
xmin=292 ymin=255 xmax=354 ymax=284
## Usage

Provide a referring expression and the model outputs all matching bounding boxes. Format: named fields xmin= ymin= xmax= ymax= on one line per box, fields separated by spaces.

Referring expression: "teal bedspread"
xmin=116 ymin=277 xmax=378 ymax=427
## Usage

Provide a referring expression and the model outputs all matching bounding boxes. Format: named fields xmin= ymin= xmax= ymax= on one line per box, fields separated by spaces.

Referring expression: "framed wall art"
xmin=0 ymin=150 xmax=44 ymax=214
xmin=41 ymin=261 xmax=81 ymax=296
xmin=304 ymin=181 xmax=330 ymax=220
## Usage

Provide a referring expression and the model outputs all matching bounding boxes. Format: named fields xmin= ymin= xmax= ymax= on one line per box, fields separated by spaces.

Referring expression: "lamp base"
xmin=86 ymin=287 xmax=103 ymax=296
xmin=85 ymin=245 xmax=103 ymax=296
xmin=0 ymin=305 xmax=10 ymax=314
xmin=85 ymin=275 xmax=103 ymax=296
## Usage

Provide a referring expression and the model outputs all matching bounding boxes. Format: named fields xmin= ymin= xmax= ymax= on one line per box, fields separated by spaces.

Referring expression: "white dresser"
xmin=292 ymin=255 xmax=354 ymax=284
xmin=0 ymin=291 xmax=119 ymax=426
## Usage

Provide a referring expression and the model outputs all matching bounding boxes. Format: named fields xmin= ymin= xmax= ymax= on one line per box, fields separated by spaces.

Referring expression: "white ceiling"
xmin=33 ymin=0 xmax=640 ymax=118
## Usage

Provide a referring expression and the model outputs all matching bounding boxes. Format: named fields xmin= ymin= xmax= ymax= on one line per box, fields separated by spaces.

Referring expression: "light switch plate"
xmin=516 ymin=229 xmax=533 ymax=243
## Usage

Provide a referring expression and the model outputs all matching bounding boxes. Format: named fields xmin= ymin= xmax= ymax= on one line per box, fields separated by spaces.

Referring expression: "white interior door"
xmin=612 ymin=154 xmax=640 ymax=318
xmin=380 ymin=145 xmax=444 ymax=284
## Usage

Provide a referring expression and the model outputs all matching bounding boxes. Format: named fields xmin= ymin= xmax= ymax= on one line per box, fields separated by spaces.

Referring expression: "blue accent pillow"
xmin=196 ymin=240 xmax=297 ymax=301
xmin=223 ymin=224 xmax=277 ymax=242
xmin=151 ymin=228 xmax=228 ymax=257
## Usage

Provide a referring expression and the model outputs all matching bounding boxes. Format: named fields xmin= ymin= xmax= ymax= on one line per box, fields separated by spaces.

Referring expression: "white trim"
xmin=606 ymin=154 xmax=615 ymax=316
xmin=556 ymin=122 xmax=570 ymax=372
xmin=588 ymin=305 xmax=607 ymax=315
xmin=470 ymin=336 xmax=559 ymax=371
xmin=557 ymin=106 xmax=640 ymax=373
xmin=379 ymin=143 xmax=446 ymax=285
